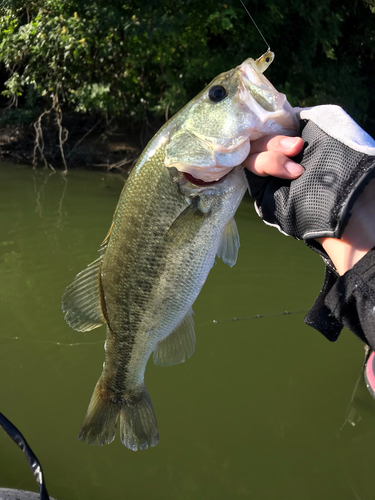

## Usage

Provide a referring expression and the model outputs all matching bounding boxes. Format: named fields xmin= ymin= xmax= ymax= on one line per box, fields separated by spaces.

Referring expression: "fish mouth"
xmin=183 ymin=171 xmax=229 ymax=186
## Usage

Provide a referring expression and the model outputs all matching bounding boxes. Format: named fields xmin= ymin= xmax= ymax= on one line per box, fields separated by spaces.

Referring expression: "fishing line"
xmin=0 ymin=310 xmax=308 ymax=346
xmin=340 ymin=346 xmax=371 ymax=430
xmin=0 ymin=336 xmax=103 ymax=347
xmin=239 ymin=0 xmax=270 ymax=51
xmin=209 ymin=309 xmax=307 ymax=325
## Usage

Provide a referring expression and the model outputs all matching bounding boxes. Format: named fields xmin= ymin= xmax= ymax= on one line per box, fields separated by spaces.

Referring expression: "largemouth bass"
xmin=62 ymin=51 xmax=298 ymax=451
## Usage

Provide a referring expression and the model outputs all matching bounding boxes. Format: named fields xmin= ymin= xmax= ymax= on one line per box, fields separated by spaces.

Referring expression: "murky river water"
xmin=1 ymin=162 xmax=375 ymax=500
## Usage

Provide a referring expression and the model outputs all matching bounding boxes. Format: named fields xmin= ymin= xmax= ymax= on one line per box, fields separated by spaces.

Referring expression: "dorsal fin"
xmin=62 ymin=256 xmax=106 ymax=332
xmin=153 ymin=308 xmax=195 ymax=367
xmin=99 ymin=220 xmax=114 ymax=255
xmin=216 ymin=217 xmax=240 ymax=267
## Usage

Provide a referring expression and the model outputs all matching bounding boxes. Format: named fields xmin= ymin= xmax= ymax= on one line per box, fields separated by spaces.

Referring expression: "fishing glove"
xmin=245 ymin=105 xmax=375 ymax=250
xmin=245 ymin=105 xmax=375 ymax=347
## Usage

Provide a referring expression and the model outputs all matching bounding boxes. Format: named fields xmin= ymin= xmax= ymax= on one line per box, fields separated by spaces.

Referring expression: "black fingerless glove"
xmin=245 ymin=105 xmax=375 ymax=347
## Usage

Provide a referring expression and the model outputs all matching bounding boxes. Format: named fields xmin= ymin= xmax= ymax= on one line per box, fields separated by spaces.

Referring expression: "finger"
xmin=250 ymin=135 xmax=304 ymax=156
xmin=244 ymin=150 xmax=304 ymax=178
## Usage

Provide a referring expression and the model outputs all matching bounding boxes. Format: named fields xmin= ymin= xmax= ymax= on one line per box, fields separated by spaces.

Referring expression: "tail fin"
xmin=119 ymin=390 xmax=159 ymax=451
xmin=78 ymin=379 xmax=159 ymax=451
xmin=78 ymin=379 xmax=119 ymax=446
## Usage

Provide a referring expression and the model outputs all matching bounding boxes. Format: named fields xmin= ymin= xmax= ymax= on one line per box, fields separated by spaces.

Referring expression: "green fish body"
xmin=62 ymin=51 xmax=298 ymax=451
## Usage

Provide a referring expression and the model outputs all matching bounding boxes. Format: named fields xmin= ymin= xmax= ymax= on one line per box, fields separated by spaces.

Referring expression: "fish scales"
xmin=101 ymin=147 xmax=188 ymax=379
xmin=62 ymin=50 xmax=299 ymax=451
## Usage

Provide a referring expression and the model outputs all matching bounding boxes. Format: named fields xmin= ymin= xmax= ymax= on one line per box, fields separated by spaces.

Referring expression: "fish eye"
xmin=265 ymin=57 xmax=270 ymax=63
xmin=208 ymin=85 xmax=228 ymax=103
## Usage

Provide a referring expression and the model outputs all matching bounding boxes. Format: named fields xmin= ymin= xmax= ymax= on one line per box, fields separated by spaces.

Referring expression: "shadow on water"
xmin=1 ymin=162 xmax=375 ymax=500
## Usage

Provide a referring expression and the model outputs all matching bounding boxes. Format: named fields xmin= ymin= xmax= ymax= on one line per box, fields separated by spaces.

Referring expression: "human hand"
xmin=244 ymin=128 xmax=375 ymax=274
xmin=243 ymin=129 xmax=375 ymax=275
xmin=244 ymin=105 xmax=375 ymax=254
xmin=245 ymin=107 xmax=375 ymax=348
xmin=244 ymin=135 xmax=304 ymax=179
xmin=318 ymin=177 xmax=375 ymax=274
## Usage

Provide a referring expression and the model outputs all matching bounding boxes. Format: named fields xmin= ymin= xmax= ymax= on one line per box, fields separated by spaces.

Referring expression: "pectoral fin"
xmin=153 ymin=308 xmax=196 ymax=367
xmin=216 ymin=217 xmax=240 ymax=267
xmin=62 ymin=256 xmax=106 ymax=332
xmin=165 ymin=198 xmax=209 ymax=247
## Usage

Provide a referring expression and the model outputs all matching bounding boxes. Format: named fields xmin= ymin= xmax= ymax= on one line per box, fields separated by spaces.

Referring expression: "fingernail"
xmin=285 ymin=161 xmax=304 ymax=177
xmin=280 ymin=137 xmax=300 ymax=149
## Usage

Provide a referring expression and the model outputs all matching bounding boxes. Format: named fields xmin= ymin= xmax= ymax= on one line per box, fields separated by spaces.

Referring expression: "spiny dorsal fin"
xmin=99 ymin=220 xmax=114 ymax=255
xmin=99 ymin=185 xmax=125 ymax=255
xmin=153 ymin=308 xmax=195 ymax=367
xmin=62 ymin=256 xmax=106 ymax=332
xmin=216 ymin=217 xmax=240 ymax=268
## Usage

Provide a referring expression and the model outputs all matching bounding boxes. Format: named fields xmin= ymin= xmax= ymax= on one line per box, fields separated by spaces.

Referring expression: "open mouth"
xmin=183 ymin=172 xmax=227 ymax=186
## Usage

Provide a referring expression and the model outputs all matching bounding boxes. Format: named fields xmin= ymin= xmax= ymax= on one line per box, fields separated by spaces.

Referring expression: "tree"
xmin=0 ymin=0 xmax=374 ymax=166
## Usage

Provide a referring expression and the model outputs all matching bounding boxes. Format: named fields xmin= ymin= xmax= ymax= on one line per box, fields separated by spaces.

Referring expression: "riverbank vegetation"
xmin=0 ymin=0 xmax=374 ymax=169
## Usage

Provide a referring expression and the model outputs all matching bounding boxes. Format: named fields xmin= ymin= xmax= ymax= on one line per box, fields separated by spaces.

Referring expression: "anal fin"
xmin=153 ymin=308 xmax=195 ymax=367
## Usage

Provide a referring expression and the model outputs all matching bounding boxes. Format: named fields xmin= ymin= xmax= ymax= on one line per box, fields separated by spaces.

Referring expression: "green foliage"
xmin=0 ymin=0 xmax=374 ymax=134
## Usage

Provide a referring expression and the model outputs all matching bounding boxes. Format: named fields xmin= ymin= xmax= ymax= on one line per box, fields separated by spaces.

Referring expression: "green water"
xmin=1 ymin=162 xmax=375 ymax=500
